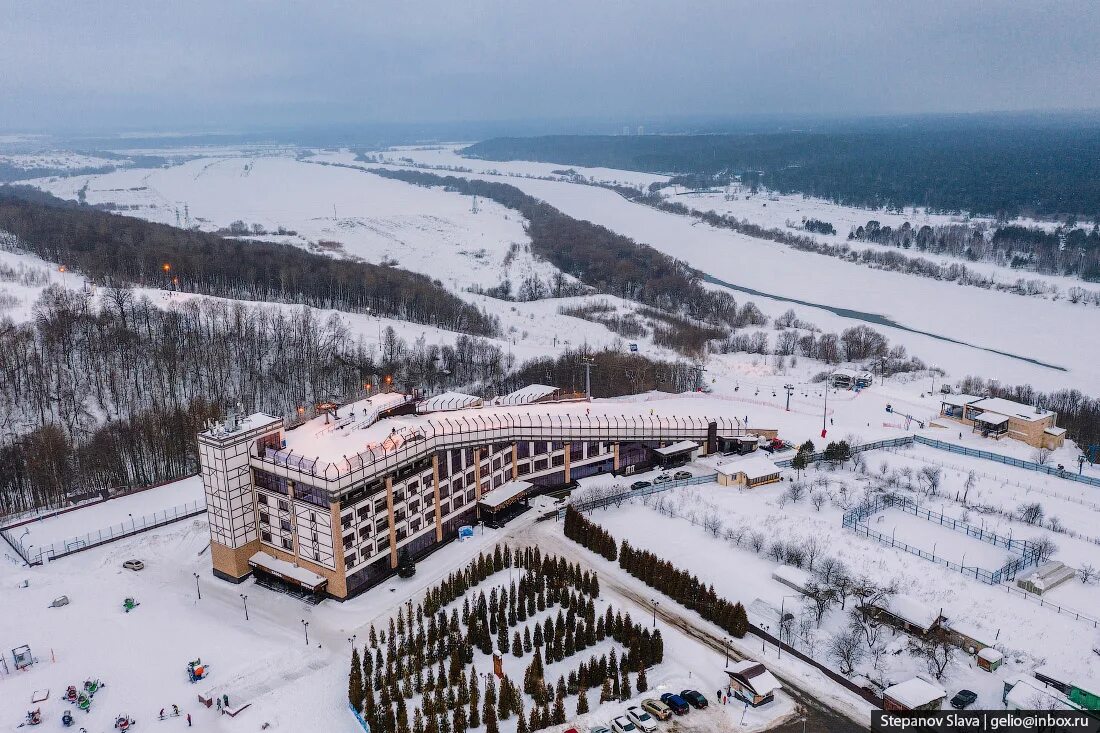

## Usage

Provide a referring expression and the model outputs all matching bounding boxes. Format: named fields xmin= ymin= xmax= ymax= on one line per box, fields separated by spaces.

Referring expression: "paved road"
xmin=514 ymin=524 xmax=870 ymax=732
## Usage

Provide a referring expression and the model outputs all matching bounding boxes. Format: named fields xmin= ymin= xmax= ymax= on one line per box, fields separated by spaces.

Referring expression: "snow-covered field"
xmin=11 ymin=145 xmax=1100 ymax=392
xmin=574 ymin=440 xmax=1100 ymax=713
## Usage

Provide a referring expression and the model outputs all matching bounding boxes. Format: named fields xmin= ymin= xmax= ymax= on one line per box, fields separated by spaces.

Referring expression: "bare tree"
xmin=914 ymin=637 xmax=955 ymax=680
xmin=702 ymin=515 xmax=723 ymax=538
xmin=769 ymin=541 xmax=787 ymax=563
xmin=962 ymin=470 xmax=976 ymax=503
xmin=828 ymin=628 xmax=866 ymax=676
xmin=804 ymin=581 xmax=839 ymax=625
xmin=1034 ymin=447 xmax=1052 ymax=465
xmin=1017 ymin=502 xmax=1045 ymax=525
xmin=1079 ymin=564 xmax=1098 ymax=584
xmin=1031 ymin=536 xmax=1059 ymax=561
xmin=803 ymin=536 xmax=822 ymax=570
xmin=749 ymin=532 xmax=766 ymax=553
xmin=811 ymin=492 xmax=828 ymax=512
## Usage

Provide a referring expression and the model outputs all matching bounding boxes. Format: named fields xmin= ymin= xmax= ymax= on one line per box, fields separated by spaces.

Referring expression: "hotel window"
xmin=410 ymin=518 xmax=422 ymax=533
xmin=376 ymin=537 xmax=390 ymax=553
xmin=281 ymin=537 xmax=293 ymax=550
xmin=375 ymin=517 xmax=389 ymax=533
xmin=466 ymin=489 xmax=476 ymax=503
xmin=260 ymin=512 xmax=271 ymax=526
xmin=345 ymin=554 xmax=357 ymax=569
xmin=516 ymin=441 xmax=530 ymax=459
xmin=343 ymin=534 xmax=354 ymax=550
xmin=261 ymin=530 xmax=272 ymax=543
xmin=359 ymin=526 xmax=372 ymax=539
xmin=396 ymin=528 xmax=407 ymax=542
xmin=278 ymin=499 xmax=290 ymax=512
xmin=408 ymin=500 xmax=420 ymax=514
xmin=257 ymin=494 xmax=268 ymax=506
xmin=280 ymin=519 xmax=292 ymax=532
xmin=374 ymin=498 xmax=387 ymax=513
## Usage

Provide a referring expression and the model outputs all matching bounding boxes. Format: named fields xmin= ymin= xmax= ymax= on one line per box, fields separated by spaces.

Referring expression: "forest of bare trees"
xmin=0 ymin=187 xmax=499 ymax=336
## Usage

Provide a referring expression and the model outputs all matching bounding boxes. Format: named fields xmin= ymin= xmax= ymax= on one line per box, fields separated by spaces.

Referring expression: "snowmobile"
xmin=65 ymin=685 xmax=79 ymax=702
xmin=187 ymin=659 xmax=208 ymax=683
xmin=114 ymin=714 xmax=135 ymax=731
xmin=76 ymin=692 xmax=91 ymax=712
xmin=83 ymin=678 xmax=102 ymax=696
xmin=61 ymin=710 xmax=74 ymax=727
xmin=24 ymin=708 xmax=42 ymax=726
xmin=123 ymin=597 xmax=140 ymax=613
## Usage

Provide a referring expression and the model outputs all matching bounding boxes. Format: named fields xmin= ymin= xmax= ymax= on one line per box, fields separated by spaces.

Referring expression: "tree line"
xmin=0 ymin=187 xmax=498 ymax=336
xmin=362 ymin=168 xmax=745 ymax=328
xmin=463 ymin=120 xmax=1100 ymax=220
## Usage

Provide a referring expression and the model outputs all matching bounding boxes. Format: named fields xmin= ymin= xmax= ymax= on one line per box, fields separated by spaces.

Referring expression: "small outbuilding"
xmin=772 ymin=565 xmax=813 ymax=596
xmin=872 ymin=595 xmax=946 ymax=636
xmin=651 ymin=440 xmax=698 ymax=468
xmin=726 ymin=660 xmax=782 ymax=707
xmin=477 ymin=480 xmax=533 ymax=527
xmin=717 ymin=434 xmax=759 ymax=455
xmin=717 ymin=455 xmax=782 ymax=488
xmin=882 ymin=677 xmax=947 ymax=712
xmin=1016 ymin=561 xmax=1076 ymax=596
xmin=977 ymin=647 xmax=1004 ymax=673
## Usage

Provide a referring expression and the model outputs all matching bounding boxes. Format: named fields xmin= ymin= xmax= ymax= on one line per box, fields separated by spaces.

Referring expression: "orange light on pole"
xmin=296 ymin=405 xmax=305 ymax=416
xmin=162 ymin=263 xmax=171 ymax=274
xmin=58 ymin=265 xmax=66 ymax=273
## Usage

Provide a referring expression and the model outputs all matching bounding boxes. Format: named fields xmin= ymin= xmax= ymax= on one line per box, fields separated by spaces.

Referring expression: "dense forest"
xmin=364 ymin=168 xmax=743 ymax=327
xmin=463 ymin=120 xmax=1100 ymax=220
xmin=851 ymin=220 xmax=1100 ymax=283
xmin=0 ymin=284 xmax=699 ymax=515
xmin=0 ymin=187 xmax=498 ymax=336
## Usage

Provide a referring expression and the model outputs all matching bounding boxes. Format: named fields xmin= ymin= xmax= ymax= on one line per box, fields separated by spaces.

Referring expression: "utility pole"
xmin=784 ymin=384 xmax=794 ymax=411
xmin=193 ymin=572 xmax=201 ymax=600
xmin=821 ymin=385 xmax=829 ymax=439
xmin=301 ymin=619 xmax=310 ymax=645
xmin=581 ymin=356 xmax=595 ymax=398
xmin=240 ymin=593 xmax=249 ymax=621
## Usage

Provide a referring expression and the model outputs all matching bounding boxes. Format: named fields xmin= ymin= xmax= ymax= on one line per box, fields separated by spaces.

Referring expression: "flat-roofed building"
xmin=938 ymin=394 xmax=1065 ymax=449
xmin=198 ymin=390 xmax=772 ymax=599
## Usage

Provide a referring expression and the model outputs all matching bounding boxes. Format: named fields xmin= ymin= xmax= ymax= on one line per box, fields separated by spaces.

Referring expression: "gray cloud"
xmin=2 ymin=0 xmax=1098 ymax=132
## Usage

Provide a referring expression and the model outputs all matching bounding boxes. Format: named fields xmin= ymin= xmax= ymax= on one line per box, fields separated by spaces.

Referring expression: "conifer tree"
xmin=413 ymin=707 xmax=425 ymax=733
xmin=619 ymin=667 xmax=631 ymax=701
xmin=576 ymin=687 xmax=589 ymax=715
xmin=484 ymin=706 xmax=499 ymax=733
xmin=636 ymin=664 xmax=648 ymax=693
xmin=600 ymin=677 xmax=613 ymax=703
xmin=452 ymin=706 xmax=467 ymax=733
xmin=516 ymin=711 xmax=529 ymax=733
xmin=512 ymin=631 xmax=523 ymax=657
xmin=551 ymin=696 xmax=566 ymax=725
xmin=350 ymin=647 xmax=365 ymax=710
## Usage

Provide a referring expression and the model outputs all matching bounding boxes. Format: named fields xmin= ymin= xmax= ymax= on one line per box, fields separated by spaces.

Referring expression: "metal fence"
xmin=912 ymin=436 xmax=1100 ymax=488
xmin=563 ymin=473 xmax=718 ymax=516
xmin=773 ymin=436 xmax=916 ymax=467
xmin=1 ymin=499 xmax=205 ymax=565
xmin=842 ymin=494 xmax=1041 ymax=585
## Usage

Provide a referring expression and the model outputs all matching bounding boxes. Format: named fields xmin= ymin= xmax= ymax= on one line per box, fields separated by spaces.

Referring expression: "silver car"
xmin=627 ymin=706 xmax=657 ymax=733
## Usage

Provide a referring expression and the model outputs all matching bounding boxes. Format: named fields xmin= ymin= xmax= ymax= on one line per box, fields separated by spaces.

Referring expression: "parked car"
xmin=630 ymin=481 xmax=652 ymax=490
xmin=680 ymin=690 xmax=708 ymax=709
xmin=589 ymin=727 xmax=611 ymax=733
xmin=611 ymin=716 xmax=637 ymax=733
xmin=640 ymin=699 xmax=672 ymax=721
xmin=659 ymin=693 xmax=690 ymax=715
xmin=626 ymin=706 xmax=657 ymax=733
xmin=950 ymin=690 xmax=978 ymax=709
xmin=629 ymin=343 xmax=639 ymax=352
xmin=673 ymin=470 xmax=692 ymax=480
xmin=653 ymin=474 xmax=672 ymax=484
xmin=123 ymin=559 xmax=145 ymax=571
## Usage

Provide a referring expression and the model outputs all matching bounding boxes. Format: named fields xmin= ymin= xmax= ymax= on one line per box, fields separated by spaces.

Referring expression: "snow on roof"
xmin=941 ymin=393 xmax=982 ymax=408
xmin=1019 ymin=561 xmax=1076 ymax=591
xmin=417 ymin=391 xmax=483 ymax=413
xmin=248 ymin=551 xmax=327 ymax=591
xmin=772 ymin=564 xmax=812 ymax=593
xmin=880 ymin=595 xmax=943 ymax=631
xmin=718 ymin=454 xmax=781 ymax=480
xmin=978 ymin=647 xmax=1004 ymax=663
xmin=478 ymin=480 xmax=532 ymax=510
xmin=883 ymin=677 xmax=946 ymax=709
xmin=969 ymin=397 xmax=1053 ymax=422
xmin=832 ymin=368 xmax=858 ymax=378
xmin=653 ymin=440 xmax=699 ymax=457
xmin=1044 ymin=426 xmax=1067 ymax=436
xmin=497 ymin=384 xmax=560 ymax=406
xmin=1005 ymin=676 xmax=1077 ymax=711
xmin=726 ymin=661 xmax=781 ymax=696
xmin=973 ymin=412 xmax=1010 ymax=425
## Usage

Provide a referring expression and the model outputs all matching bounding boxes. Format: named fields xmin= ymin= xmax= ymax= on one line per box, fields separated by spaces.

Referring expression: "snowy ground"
xmin=0 ymin=486 xmax=798 ymax=733
xmin=574 ymin=442 xmax=1100 ymax=713
xmin=4 ymin=476 xmax=205 ymax=558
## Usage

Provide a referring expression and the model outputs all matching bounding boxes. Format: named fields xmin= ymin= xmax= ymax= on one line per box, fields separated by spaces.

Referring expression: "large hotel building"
xmin=198 ymin=387 xmax=755 ymax=600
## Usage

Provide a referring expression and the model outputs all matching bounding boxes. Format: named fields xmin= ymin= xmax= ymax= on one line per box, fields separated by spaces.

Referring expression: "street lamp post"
xmin=821 ymin=385 xmax=829 ymax=439
xmin=128 ymin=513 xmax=134 ymax=531
xmin=302 ymin=619 xmax=310 ymax=645
xmin=240 ymin=593 xmax=249 ymax=620
xmin=650 ymin=599 xmax=660 ymax=628
xmin=193 ymin=572 xmax=201 ymax=600
xmin=723 ymin=637 xmax=731 ymax=668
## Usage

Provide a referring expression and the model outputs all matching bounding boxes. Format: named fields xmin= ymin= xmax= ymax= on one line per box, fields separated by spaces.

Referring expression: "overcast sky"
xmin=3 ymin=0 xmax=1099 ymax=133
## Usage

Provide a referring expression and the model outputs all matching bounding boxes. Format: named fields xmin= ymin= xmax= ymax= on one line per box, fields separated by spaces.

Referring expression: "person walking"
xmin=187 ymin=713 xmax=192 ymax=726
